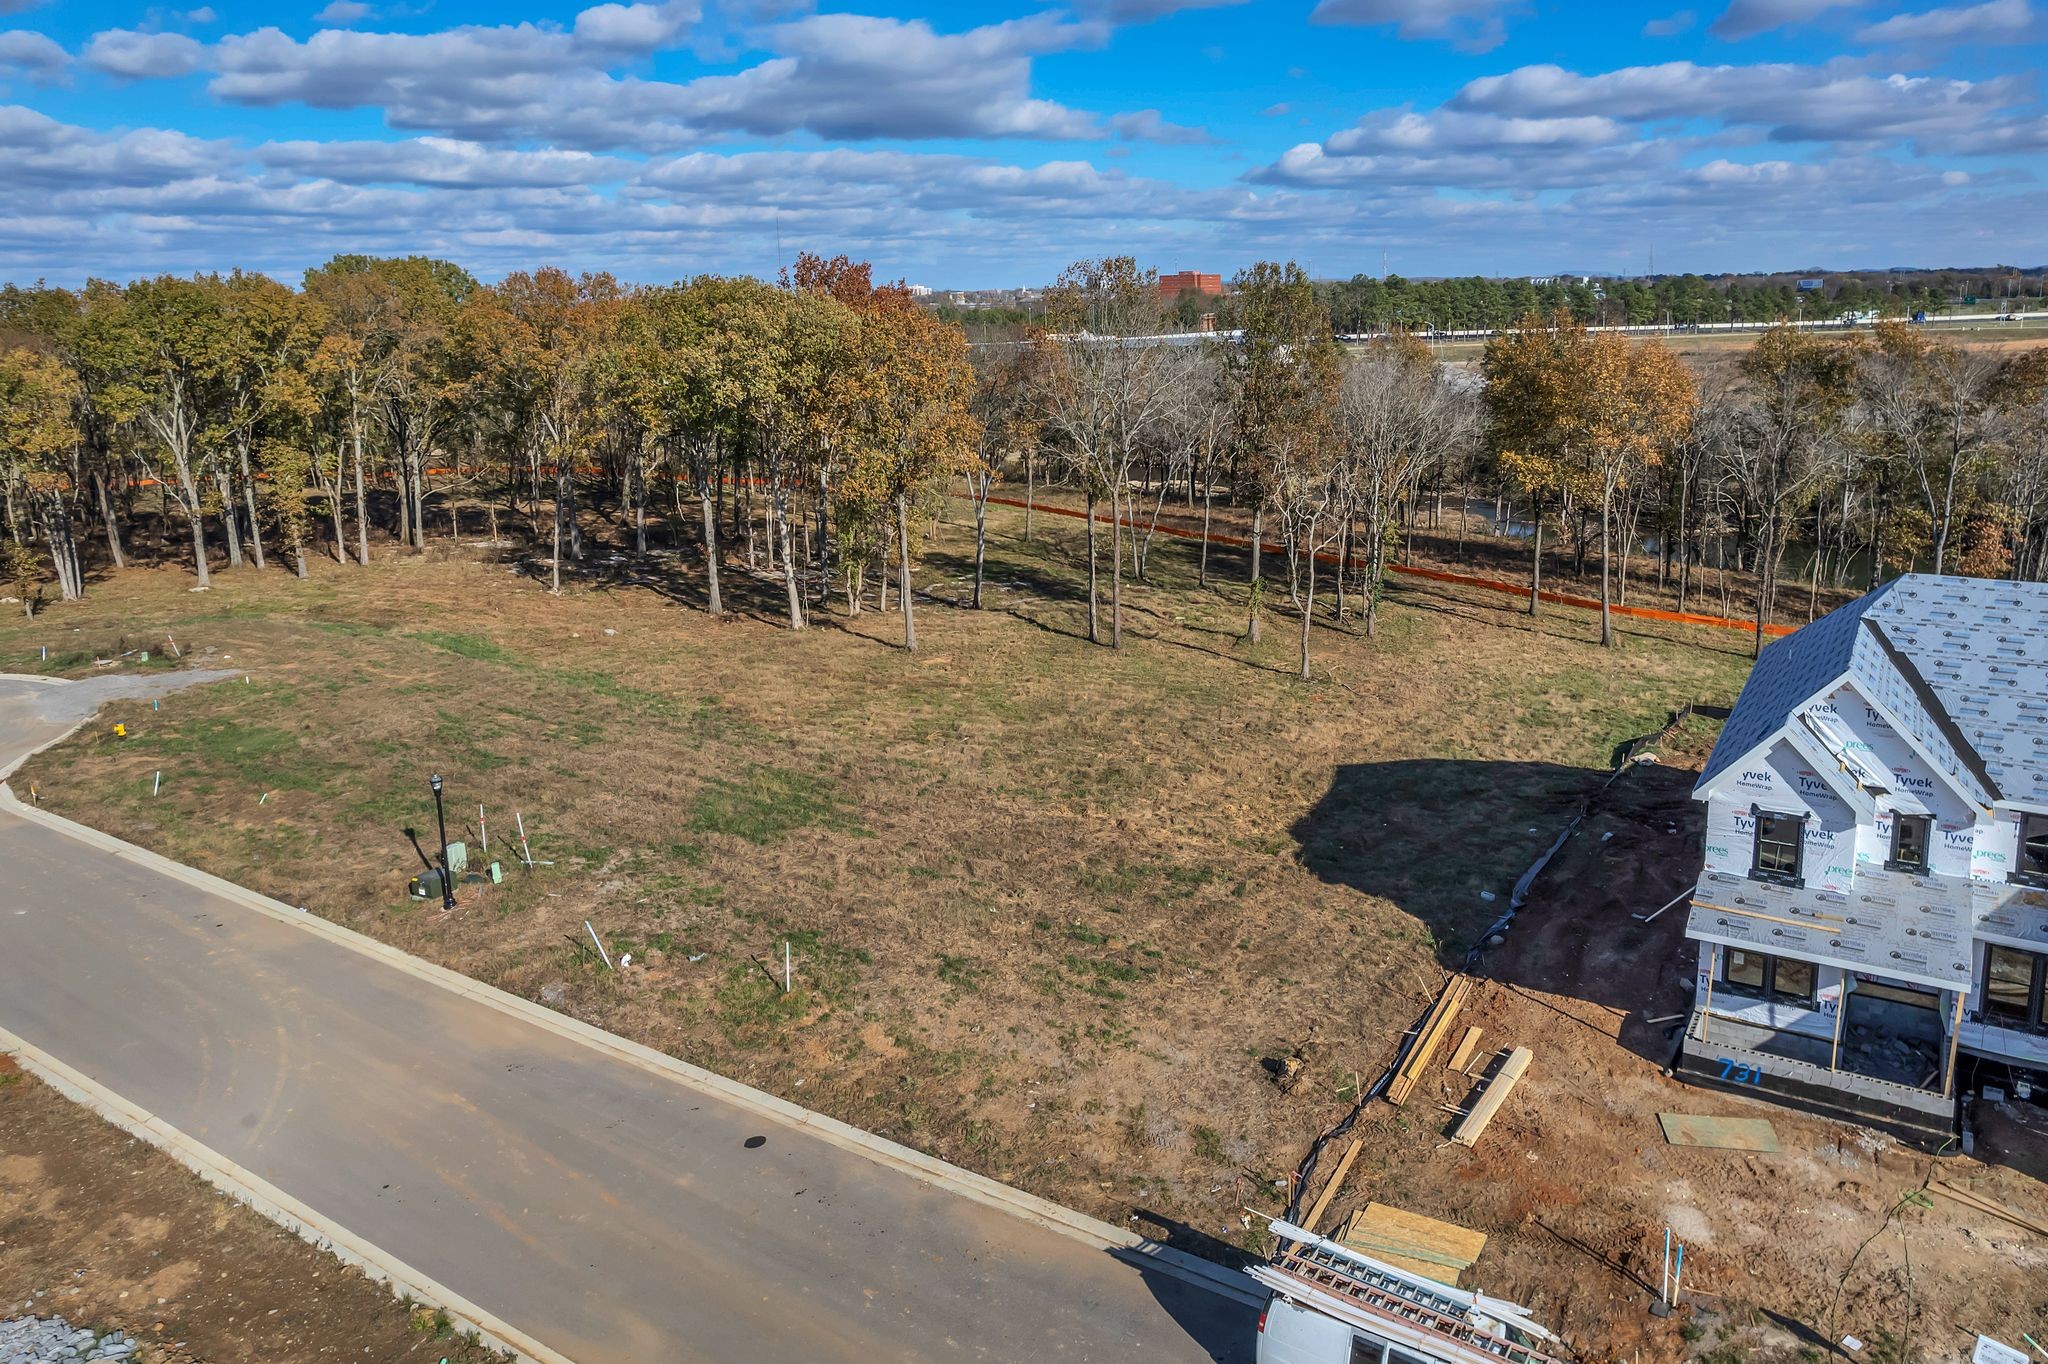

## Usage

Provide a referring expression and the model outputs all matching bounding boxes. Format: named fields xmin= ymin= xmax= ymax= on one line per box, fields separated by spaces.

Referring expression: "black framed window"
xmin=2016 ymin=814 xmax=2048 ymax=888
xmin=1984 ymin=946 xmax=2046 ymax=1028
xmin=1888 ymin=814 xmax=1932 ymax=872
xmin=1721 ymin=950 xmax=1816 ymax=1004
xmin=1725 ymin=949 xmax=1767 ymax=991
xmin=1751 ymin=810 xmax=1804 ymax=883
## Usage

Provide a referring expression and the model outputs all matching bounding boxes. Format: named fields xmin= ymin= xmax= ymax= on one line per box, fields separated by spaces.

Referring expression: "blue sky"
xmin=1 ymin=0 xmax=2044 ymax=287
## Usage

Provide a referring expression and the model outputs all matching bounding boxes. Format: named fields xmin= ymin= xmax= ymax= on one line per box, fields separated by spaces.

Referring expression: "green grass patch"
xmin=412 ymin=631 xmax=522 ymax=664
xmin=687 ymin=765 xmax=868 ymax=844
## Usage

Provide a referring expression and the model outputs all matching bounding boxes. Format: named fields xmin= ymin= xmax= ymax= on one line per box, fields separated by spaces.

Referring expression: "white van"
xmin=1251 ymin=1220 xmax=1569 ymax=1364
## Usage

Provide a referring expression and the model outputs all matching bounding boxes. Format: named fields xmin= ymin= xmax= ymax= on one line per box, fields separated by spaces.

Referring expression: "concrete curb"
xmin=0 ymin=773 xmax=1262 ymax=1326
xmin=0 ymin=1027 xmax=573 ymax=1364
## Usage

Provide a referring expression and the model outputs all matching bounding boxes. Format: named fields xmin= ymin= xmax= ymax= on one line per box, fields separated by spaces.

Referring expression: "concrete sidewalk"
xmin=0 ymin=674 xmax=1257 ymax=1362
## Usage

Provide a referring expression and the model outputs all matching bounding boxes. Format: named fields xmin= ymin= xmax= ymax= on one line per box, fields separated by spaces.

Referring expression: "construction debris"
xmin=1931 ymin=1182 xmax=2048 ymax=1237
xmin=1451 ymin=1047 xmax=1532 ymax=1148
xmin=1446 ymin=1026 xmax=1484 ymax=1073
xmin=1387 ymin=976 xmax=1470 ymax=1106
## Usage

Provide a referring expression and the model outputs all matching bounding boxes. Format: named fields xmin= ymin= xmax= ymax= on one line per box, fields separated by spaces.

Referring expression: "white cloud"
xmin=259 ymin=136 xmax=624 ymax=188
xmin=84 ymin=29 xmax=207 ymax=79
xmin=105 ymin=11 xmax=1142 ymax=151
xmin=1857 ymin=0 xmax=2033 ymax=44
xmin=0 ymin=29 xmax=68 ymax=82
xmin=314 ymin=1 xmax=373 ymax=22
xmin=1710 ymin=0 xmax=1861 ymax=39
xmin=1451 ymin=59 xmax=2024 ymax=148
xmin=1253 ymin=108 xmax=1679 ymax=192
xmin=571 ymin=0 xmax=700 ymax=52
xmin=0 ymin=0 xmax=47 ymax=13
xmin=1309 ymin=0 xmax=1516 ymax=52
xmin=186 ymin=6 xmax=218 ymax=23
xmin=666 ymin=12 xmax=1109 ymax=141
xmin=0 ymin=104 xmax=232 ymax=188
xmin=1644 ymin=10 xmax=1697 ymax=36
xmin=1105 ymin=108 xmax=1212 ymax=143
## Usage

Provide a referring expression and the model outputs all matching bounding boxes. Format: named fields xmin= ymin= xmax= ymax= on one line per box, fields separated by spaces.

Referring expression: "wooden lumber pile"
xmin=1387 ymin=976 xmax=1471 ymax=1106
xmin=1451 ymin=1046 xmax=1532 ymax=1148
xmin=1338 ymin=1203 xmax=1487 ymax=1285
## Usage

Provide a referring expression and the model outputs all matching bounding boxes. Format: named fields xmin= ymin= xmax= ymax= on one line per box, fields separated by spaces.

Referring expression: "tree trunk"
xmin=1198 ymin=458 xmax=1213 ymax=587
xmin=185 ymin=496 xmax=211 ymax=590
xmin=216 ymin=469 xmax=244 ymax=568
xmin=1086 ymin=491 xmax=1100 ymax=644
xmin=551 ymin=458 xmax=565 ymax=595
xmin=94 ymin=473 xmax=127 ymax=570
xmin=351 ymin=445 xmax=371 ymax=566
xmin=1598 ymin=484 xmax=1614 ymax=648
xmin=1110 ymin=488 xmax=1124 ymax=649
xmin=1299 ymin=539 xmax=1317 ymax=681
xmin=779 ymin=489 xmax=804 ymax=631
xmin=971 ymin=472 xmax=990 ymax=609
xmin=1248 ymin=502 xmax=1264 ymax=644
xmin=896 ymin=493 xmax=916 ymax=652
xmin=1024 ymin=455 xmax=1035 ymax=541
xmin=239 ymin=440 xmax=266 ymax=572
xmin=1528 ymin=504 xmax=1543 ymax=616
xmin=394 ymin=454 xmax=411 ymax=548
xmin=698 ymin=486 xmax=724 ymax=615
xmin=410 ymin=453 xmax=427 ymax=551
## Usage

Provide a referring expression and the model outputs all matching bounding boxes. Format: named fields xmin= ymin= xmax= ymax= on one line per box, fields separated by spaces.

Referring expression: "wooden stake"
xmin=1941 ymin=989 xmax=1965 ymax=1099
xmin=1700 ymin=946 xmax=1717 ymax=1048
xmin=1829 ymin=977 xmax=1847 ymax=1074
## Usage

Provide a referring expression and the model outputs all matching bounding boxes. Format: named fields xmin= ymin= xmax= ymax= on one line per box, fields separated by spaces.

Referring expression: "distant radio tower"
xmin=1381 ymin=249 xmax=1389 ymax=280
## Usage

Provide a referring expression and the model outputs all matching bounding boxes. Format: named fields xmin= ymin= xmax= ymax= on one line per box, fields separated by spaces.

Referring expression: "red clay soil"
xmin=1305 ymin=754 xmax=2048 ymax=1364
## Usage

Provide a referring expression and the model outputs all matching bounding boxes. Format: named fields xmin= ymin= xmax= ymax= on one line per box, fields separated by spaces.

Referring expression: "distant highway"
xmin=976 ymin=311 xmax=2048 ymax=350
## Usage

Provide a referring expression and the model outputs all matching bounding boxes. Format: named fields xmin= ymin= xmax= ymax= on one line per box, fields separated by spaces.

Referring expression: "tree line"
xmin=4 ymin=254 xmax=2048 ymax=674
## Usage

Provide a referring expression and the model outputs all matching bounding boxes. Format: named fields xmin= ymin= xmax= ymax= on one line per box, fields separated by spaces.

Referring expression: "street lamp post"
xmin=430 ymin=773 xmax=456 ymax=912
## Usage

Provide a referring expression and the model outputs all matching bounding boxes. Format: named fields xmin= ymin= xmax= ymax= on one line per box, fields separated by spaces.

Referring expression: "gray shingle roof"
xmin=1864 ymin=576 xmax=2048 ymax=806
xmin=1698 ymin=574 xmax=2048 ymax=808
xmin=1695 ymin=579 xmax=1895 ymax=793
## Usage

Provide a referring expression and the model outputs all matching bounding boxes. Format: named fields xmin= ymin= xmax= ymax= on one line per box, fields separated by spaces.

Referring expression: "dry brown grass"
xmin=1 ymin=501 xmax=1751 ymax=1276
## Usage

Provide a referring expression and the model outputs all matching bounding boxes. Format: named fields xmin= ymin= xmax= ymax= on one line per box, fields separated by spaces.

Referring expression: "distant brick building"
xmin=1158 ymin=271 xmax=1222 ymax=299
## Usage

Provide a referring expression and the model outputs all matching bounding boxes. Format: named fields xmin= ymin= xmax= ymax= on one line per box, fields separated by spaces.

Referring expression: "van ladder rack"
xmin=1268 ymin=1238 xmax=1571 ymax=1364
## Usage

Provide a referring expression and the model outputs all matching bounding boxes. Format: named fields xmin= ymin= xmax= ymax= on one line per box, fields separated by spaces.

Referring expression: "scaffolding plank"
xmin=1302 ymin=1137 xmax=1364 ymax=1236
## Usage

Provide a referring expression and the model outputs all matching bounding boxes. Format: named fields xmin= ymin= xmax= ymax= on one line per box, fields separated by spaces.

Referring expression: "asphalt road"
xmin=0 ymin=674 xmax=1256 ymax=1363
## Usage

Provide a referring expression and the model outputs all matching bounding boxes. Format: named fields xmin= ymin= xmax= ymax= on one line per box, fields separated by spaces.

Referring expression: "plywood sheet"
xmin=1339 ymin=1202 xmax=1486 ymax=1286
xmin=1658 ymin=1112 xmax=1781 ymax=1152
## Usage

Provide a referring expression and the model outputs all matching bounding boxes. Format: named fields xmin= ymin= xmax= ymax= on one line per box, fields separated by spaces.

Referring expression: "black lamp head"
xmin=430 ymin=773 xmax=443 ymax=793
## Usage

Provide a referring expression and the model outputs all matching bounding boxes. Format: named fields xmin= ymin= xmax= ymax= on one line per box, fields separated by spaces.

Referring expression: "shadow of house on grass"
xmin=1293 ymin=757 xmax=1710 ymax=1067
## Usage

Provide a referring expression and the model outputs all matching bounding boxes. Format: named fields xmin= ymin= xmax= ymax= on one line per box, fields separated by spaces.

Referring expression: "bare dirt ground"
xmin=1 ymin=501 xmax=2037 ymax=1360
xmin=1312 ymin=737 xmax=2048 ymax=1364
xmin=0 ymin=1056 xmax=498 ymax=1364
